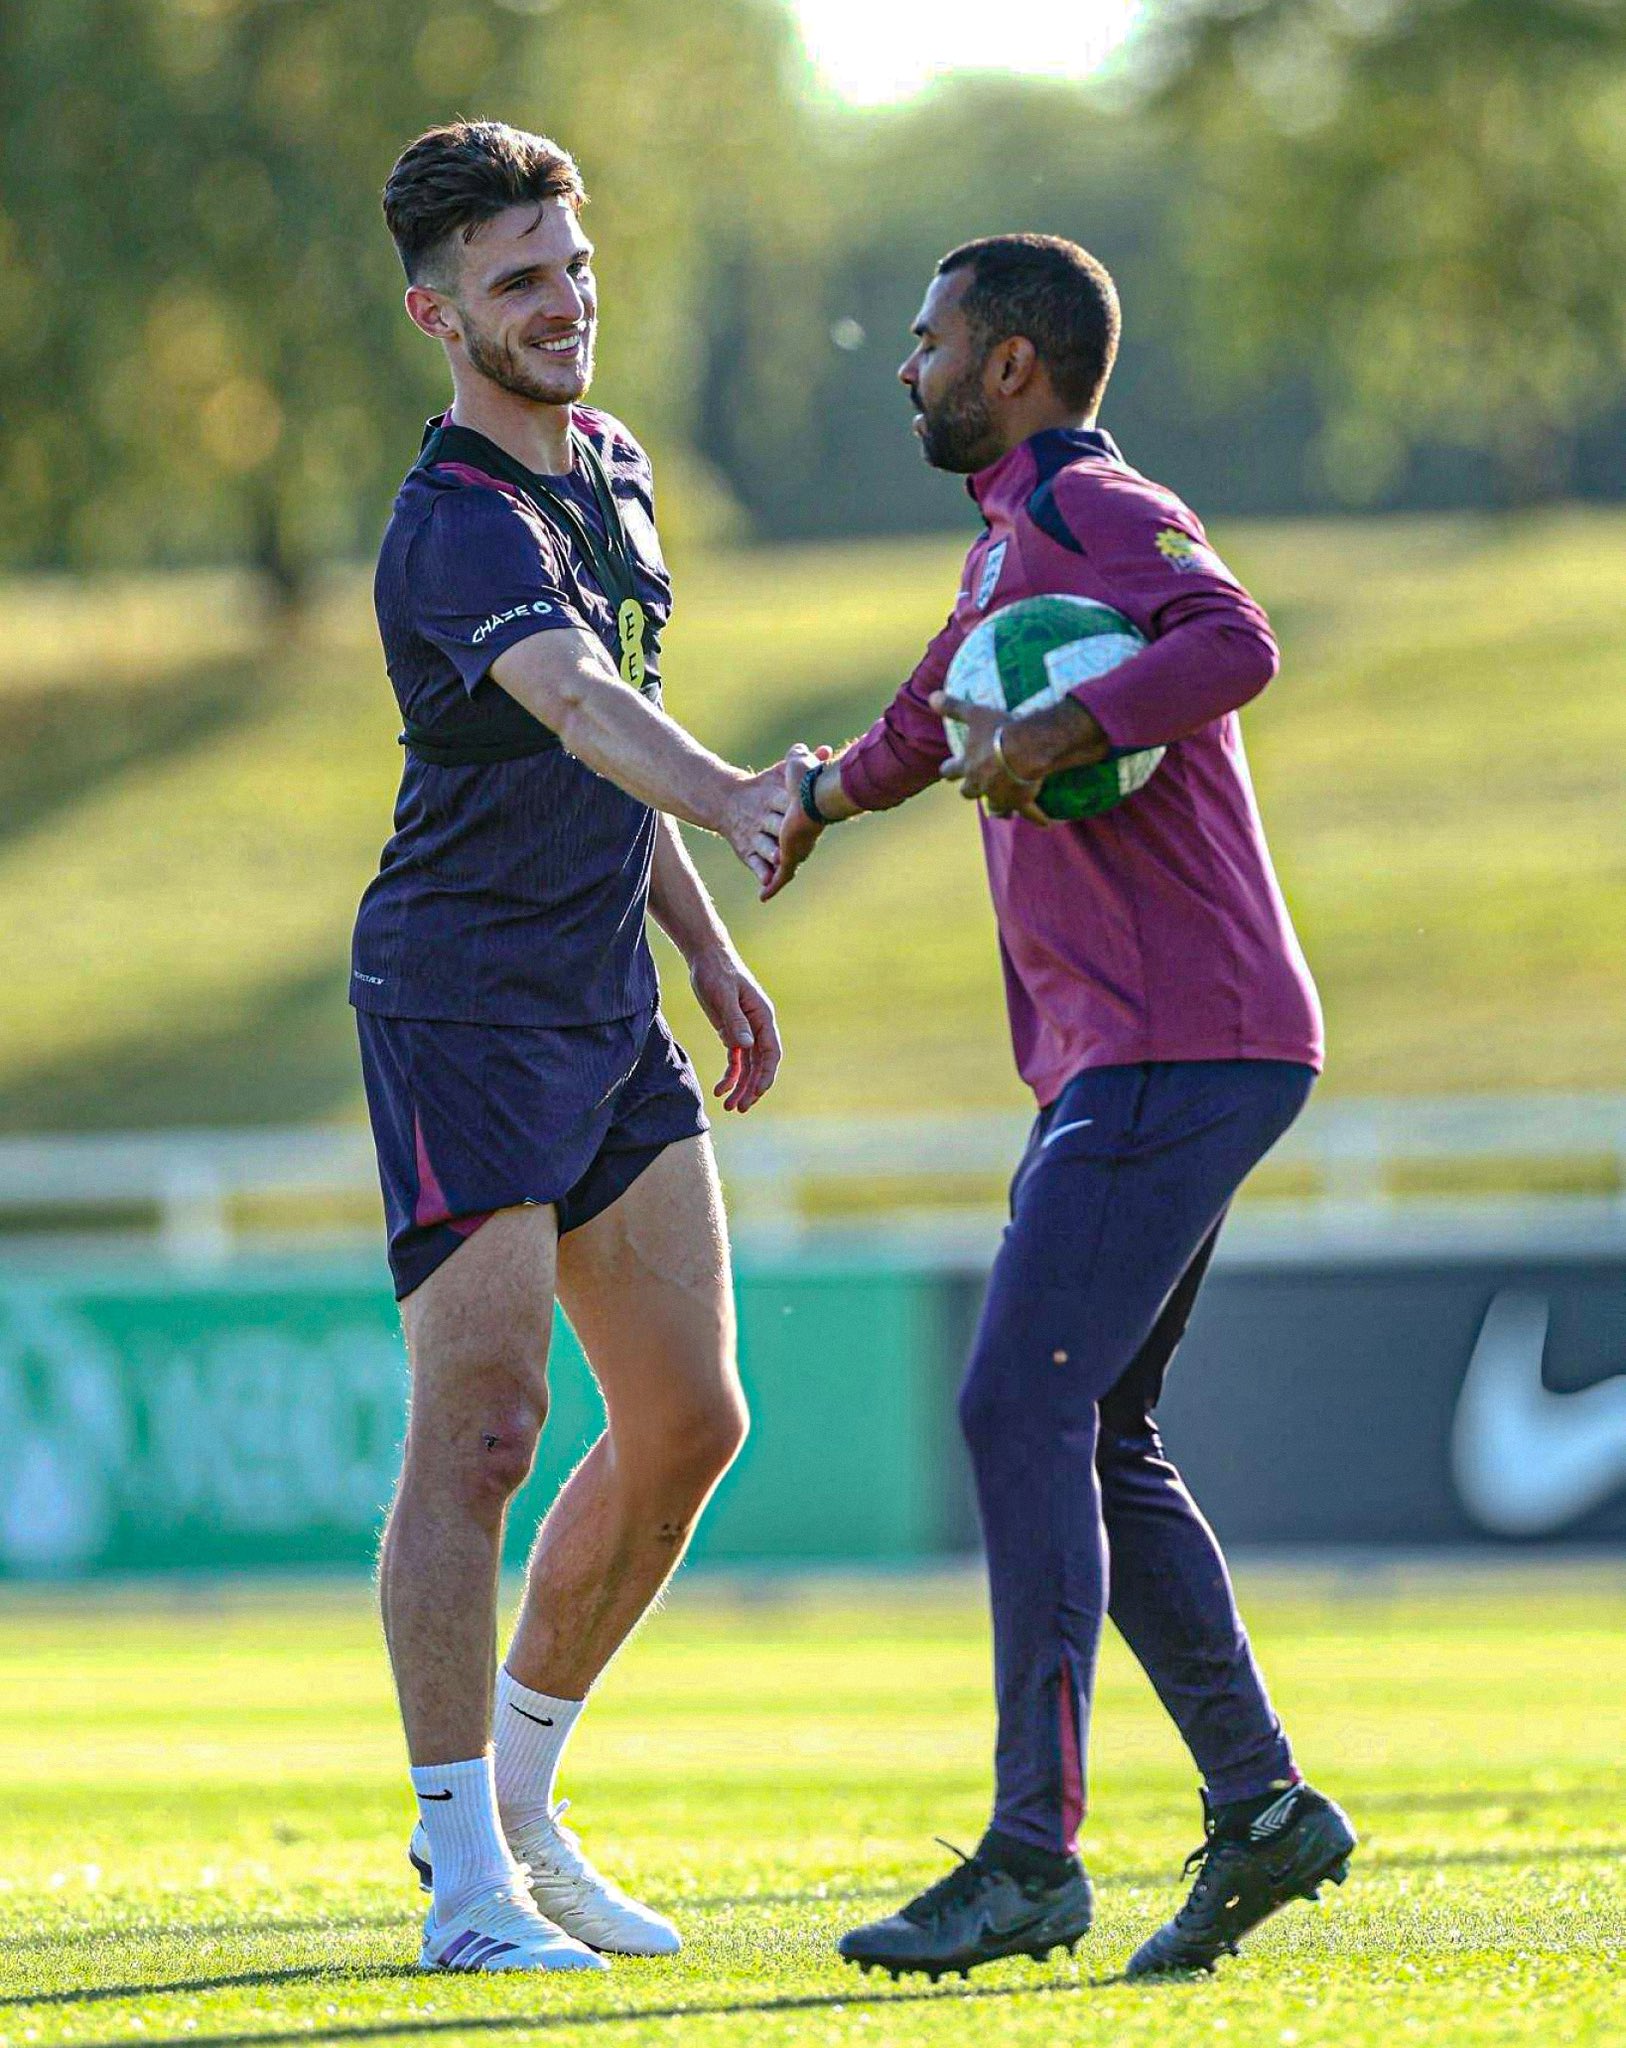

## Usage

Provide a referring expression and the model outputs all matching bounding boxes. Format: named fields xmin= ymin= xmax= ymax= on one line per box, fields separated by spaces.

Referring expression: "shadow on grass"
xmin=0 ymin=659 xmax=265 ymax=853
xmin=1106 ymin=1837 xmax=1626 ymax=1893
xmin=23 ymin=1836 xmax=1620 ymax=2008
xmin=0 ymin=652 xmax=941 ymax=1136
xmin=76 ymin=1973 xmax=1131 ymax=2048
xmin=1322 ymin=1783 xmax=1610 ymax=1819
xmin=0 ymin=957 xmax=363 ymax=1133
xmin=0 ymin=1911 xmax=417 ymax=1972
xmin=684 ymin=1835 xmax=1626 ymax=1916
xmin=4 ymin=1964 xmax=421 ymax=2010
xmin=1354 ymin=1839 xmax=1626 ymax=1876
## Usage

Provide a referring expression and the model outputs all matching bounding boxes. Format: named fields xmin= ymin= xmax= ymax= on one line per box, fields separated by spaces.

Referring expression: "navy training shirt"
xmin=351 ymin=407 xmax=672 ymax=1027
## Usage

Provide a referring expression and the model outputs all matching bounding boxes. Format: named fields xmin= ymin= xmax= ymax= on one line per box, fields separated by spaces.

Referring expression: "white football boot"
xmin=419 ymin=1869 xmax=608 ymax=1973
xmin=411 ymin=1802 xmax=681 ymax=1957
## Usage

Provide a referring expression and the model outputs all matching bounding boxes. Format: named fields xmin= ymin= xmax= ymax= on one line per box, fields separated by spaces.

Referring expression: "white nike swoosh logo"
xmin=1450 ymin=1290 xmax=1626 ymax=1535
xmin=1041 ymin=1119 xmax=1094 ymax=1148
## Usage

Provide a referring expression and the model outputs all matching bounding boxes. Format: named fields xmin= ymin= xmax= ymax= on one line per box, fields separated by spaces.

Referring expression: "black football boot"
xmin=839 ymin=1838 xmax=1094 ymax=1982
xmin=1127 ymin=1782 xmax=1357 ymax=1979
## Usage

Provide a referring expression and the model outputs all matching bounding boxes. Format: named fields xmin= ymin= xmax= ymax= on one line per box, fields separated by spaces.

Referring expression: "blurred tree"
xmin=1138 ymin=0 xmax=1626 ymax=501
xmin=0 ymin=0 xmax=809 ymax=592
xmin=704 ymin=80 xmax=1174 ymax=536
xmin=540 ymin=0 xmax=821 ymax=551
xmin=700 ymin=75 xmax=1336 ymax=536
xmin=8 ymin=0 xmax=1625 ymax=577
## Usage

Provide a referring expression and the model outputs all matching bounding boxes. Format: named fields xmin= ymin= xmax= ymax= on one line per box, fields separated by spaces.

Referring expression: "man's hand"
xmin=720 ymin=762 xmax=795 ymax=885
xmin=761 ymin=745 xmax=833 ymax=903
xmin=647 ymin=813 xmax=777 ymax=1107
xmin=688 ymin=944 xmax=782 ymax=1112
xmin=930 ymin=692 xmax=1050 ymax=825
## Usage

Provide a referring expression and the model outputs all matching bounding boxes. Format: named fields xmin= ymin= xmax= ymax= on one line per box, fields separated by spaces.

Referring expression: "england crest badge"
xmin=974 ymin=539 xmax=1008 ymax=610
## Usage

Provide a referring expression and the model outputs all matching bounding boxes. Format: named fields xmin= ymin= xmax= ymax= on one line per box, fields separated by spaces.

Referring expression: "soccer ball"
xmin=942 ymin=593 xmax=1165 ymax=821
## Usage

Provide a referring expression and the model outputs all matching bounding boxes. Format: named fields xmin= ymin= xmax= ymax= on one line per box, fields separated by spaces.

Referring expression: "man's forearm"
xmin=650 ymin=815 xmax=731 ymax=962
xmin=555 ymin=672 xmax=748 ymax=831
xmin=808 ymin=757 xmax=863 ymax=822
xmin=978 ymin=611 xmax=1278 ymax=785
xmin=491 ymin=633 xmax=747 ymax=834
xmin=1068 ymin=614 xmax=1278 ymax=753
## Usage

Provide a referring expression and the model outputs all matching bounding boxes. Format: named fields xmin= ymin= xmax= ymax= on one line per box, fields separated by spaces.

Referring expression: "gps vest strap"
xmin=400 ymin=419 xmax=661 ymax=768
xmin=398 ymin=716 xmax=560 ymax=766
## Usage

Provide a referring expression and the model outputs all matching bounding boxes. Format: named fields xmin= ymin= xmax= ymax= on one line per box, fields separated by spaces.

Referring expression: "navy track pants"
xmin=958 ymin=1058 xmax=1316 ymax=1855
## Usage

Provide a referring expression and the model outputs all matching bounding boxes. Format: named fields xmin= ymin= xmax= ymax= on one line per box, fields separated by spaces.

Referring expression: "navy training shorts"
xmin=356 ymin=1005 xmax=709 ymax=1299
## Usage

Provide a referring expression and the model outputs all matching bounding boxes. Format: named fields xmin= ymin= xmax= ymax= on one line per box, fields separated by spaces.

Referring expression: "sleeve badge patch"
xmin=1155 ymin=526 xmax=1228 ymax=577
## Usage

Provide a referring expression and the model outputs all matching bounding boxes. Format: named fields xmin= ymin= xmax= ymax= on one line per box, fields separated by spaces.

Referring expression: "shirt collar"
xmin=967 ymin=424 xmax=1122 ymax=509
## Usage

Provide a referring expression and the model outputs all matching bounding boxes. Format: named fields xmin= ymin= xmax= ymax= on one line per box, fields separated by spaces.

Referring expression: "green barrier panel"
xmin=0 ymin=1254 xmax=949 ymax=1576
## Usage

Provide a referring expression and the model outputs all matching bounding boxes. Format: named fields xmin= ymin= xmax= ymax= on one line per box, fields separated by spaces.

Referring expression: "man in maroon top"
xmin=771 ymin=236 xmax=1356 ymax=1981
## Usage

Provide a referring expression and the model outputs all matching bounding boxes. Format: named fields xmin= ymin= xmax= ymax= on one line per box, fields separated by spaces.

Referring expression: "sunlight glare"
xmin=789 ymin=0 xmax=1145 ymax=105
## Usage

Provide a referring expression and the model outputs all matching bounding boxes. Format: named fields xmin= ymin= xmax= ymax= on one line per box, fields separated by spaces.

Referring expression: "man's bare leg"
xmin=381 ymin=1203 xmax=557 ymax=1763
xmin=507 ymin=1134 xmax=746 ymax=1697
xmin=380 ymin=1203 xmax=606 ymax=1970
xmin=462 ymin=1137 xmax=742 ymax=1954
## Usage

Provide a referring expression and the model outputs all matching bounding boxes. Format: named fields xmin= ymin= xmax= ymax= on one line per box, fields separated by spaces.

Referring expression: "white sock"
xmin=493 ymin=1667 xmax=585 ymax=1834
xmin=411 ymin=1754 xmax=521 ymax=1918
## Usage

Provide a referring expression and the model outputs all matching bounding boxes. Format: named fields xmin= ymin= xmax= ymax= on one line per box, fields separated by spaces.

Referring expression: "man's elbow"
xmin=490 ymin=639 xmax=591 ymax=741
xmin=551 ymin=686 xmax=594 ymax=757
xmin=1221 ymin=617 xmax=1280 ymax=709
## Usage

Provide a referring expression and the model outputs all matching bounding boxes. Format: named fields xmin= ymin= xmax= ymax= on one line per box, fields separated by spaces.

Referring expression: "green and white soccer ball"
xmin=942 ymin=593 xmax=1164 ymax=821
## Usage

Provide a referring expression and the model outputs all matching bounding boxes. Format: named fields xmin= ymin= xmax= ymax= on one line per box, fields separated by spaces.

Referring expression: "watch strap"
xmin=799 ymin=762 xmax=830 ymax=824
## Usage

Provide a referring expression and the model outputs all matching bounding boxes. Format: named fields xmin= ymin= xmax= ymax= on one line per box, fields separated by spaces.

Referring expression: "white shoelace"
xmin=544 ymin=1800 xmax=586 ymax=1871
xmin=527 ymin=1802 xmax=637 ymax=1904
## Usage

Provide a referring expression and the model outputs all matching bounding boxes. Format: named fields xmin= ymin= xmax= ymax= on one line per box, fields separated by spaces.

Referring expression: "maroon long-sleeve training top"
xmin=837 ymin=425 xmax=1323 ymax=1105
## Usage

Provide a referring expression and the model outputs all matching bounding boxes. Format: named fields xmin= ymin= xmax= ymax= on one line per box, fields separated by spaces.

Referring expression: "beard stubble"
xmin=918 ymin=359 xmax=996 ymax=473
xmin=462 ymin=315 xmax=594 ymax=409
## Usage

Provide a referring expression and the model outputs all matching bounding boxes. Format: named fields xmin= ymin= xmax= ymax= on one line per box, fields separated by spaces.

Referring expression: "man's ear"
xmin=405 ymin=283 xmax=461 ymax=346
xmin=992 ymin=335 xmax=1040 ymax=398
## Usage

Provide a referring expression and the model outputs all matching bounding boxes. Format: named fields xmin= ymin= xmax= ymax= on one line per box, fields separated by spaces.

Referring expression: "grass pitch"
xmin=1 ymin=1569 xmax=1621 ymax=2047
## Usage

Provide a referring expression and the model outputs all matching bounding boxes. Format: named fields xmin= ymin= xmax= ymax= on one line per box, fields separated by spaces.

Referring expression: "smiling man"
xmin=770 ymin=235 xmax=1356 ymax=1980
xmin=353 ymin=122 xmax=803 ymax=1975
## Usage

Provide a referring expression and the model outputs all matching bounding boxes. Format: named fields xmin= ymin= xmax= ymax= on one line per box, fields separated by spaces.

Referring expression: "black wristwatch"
xmin=799 ymin=762 xmax=829 ymax=825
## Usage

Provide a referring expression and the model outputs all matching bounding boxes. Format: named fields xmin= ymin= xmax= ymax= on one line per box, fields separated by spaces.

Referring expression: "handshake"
xmin=721 ymin=742 xmax=836 ymax=906
xmin=719 ymin=694 xmax=1045 ymax=904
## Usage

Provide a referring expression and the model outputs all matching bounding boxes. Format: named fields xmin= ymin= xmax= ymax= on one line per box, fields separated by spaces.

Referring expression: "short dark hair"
xmin=937 ymin=235 xmax=1121 ymax=412
xmin=382 ymin=120 xmax=585 ymax=285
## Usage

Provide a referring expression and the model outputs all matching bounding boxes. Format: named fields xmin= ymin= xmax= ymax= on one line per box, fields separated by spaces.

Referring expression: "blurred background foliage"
xmin=4 ymin=0 xmax=1626 ymax=592
xmin=0 ymin=0 xmax=814 ymax=589
xmin=1140 ymin=0 xmax=1626 ymax=505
